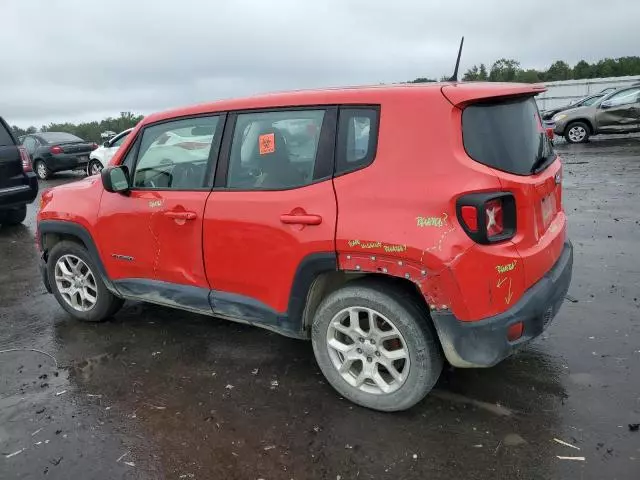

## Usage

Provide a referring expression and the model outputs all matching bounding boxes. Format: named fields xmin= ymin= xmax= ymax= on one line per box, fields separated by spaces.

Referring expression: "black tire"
xmin=564 ymin=121 xmax=590 ymax=144
xmin=311 ymin=279 xmax=443 ymax=412
xmin=34 ymin=160 xmax=51 ymax=180
xmin=1 ymin=205 xmax=27 ymax=225
xmin=87 ymin=160 xmax=103 ymax=176
xmin=47 ymin=240 xmax=124 ymax=322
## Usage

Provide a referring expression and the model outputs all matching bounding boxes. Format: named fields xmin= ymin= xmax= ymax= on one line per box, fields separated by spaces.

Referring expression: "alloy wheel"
xmin=54 ymin=254 xmax=98 ymax=311
xmin=326 ymin=306 xmax=410 ymax=395
xmin=89 ymin=161 xmax=103 ymax=176
xmin=36 ymin=162 xmax=48 ymax=179
xmin=568 ymin=125 xmax=586 ymax=142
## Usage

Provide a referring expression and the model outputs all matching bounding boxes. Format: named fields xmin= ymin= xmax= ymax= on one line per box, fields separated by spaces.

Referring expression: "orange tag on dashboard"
xmin=259 ymin=133 xmax=275 ymax=155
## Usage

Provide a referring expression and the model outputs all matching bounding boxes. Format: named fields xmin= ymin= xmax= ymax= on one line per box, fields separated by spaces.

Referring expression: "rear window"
xmin=39 ymin=132 xmax=83 ymax=144
xmin=0 ymin=121 xmax=15 ymax=147
xmin=462 ymin=96 xmax=554 ymax=176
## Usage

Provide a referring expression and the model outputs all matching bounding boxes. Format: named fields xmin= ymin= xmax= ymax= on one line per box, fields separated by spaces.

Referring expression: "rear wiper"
xmin=531 ymin=153 xmax=556 ymax=174
xmin=531 ymin=135 xmax=555 ymax=174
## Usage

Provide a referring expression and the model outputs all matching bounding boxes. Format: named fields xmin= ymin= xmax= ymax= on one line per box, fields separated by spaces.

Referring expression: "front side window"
xmin=227 ymin=110 xmax=325 ymax=190
xmin=111 ymin=132 xmax=130 ymax=148
xmin=131 ymin=116 xmax=221 ymax=190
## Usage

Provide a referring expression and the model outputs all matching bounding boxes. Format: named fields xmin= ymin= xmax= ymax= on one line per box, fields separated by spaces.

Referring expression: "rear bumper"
xmin=0 ymin=173 xmax=38 ymax=210
xmin=47 ymin=154 xmax=90 ymax=171
xmin=432 ymin=241 xmax=573 ymax=368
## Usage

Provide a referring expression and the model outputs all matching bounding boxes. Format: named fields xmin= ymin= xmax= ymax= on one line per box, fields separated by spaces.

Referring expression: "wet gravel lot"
xmin=1 ymin=135 xmax=639 ymax=479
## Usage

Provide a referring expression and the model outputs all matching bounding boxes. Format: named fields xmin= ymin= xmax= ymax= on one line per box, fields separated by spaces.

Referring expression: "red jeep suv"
xmin=37 ymin=83 xmax=572 ymax=411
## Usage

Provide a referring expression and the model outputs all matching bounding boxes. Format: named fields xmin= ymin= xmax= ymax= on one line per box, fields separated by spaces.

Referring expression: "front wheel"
xmin=47 ymin=240 xmax=124 ymax=322
xmin=311 ymin=279 xmax=443 ymax=411
xmin=565 ymin=122 xmax=590 ymax=144
xmin=87 ymin=159 xmax=104 ymax=176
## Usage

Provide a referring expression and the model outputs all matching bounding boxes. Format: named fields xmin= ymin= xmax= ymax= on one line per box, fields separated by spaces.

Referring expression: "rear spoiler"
xmin=441 ymin=82 xmax=546 ymax=107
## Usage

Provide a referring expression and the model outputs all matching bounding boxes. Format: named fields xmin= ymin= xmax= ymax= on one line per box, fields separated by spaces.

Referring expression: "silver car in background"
xmin=553 ymin=85 xmax=640 ymax=143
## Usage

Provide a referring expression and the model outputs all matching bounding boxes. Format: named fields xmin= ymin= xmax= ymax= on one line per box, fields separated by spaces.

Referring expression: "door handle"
xmin=164 ymin=211 xmax=197 ymax=220
xmin=280 ymin=213 xmax=322 ymax=225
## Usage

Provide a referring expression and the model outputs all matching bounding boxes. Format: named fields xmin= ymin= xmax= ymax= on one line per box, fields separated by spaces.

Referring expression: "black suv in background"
xmin=0 ymin=117 xmax=38 ymax=226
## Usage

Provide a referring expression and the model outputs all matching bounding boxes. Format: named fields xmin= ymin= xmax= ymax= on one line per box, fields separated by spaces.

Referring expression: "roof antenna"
xmin=448 ymin=36 xmax=464 ymax=82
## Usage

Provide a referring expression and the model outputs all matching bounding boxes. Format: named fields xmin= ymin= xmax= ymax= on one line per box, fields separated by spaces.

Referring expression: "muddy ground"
xmin=1 ymin=136 xmax=639 ymax=479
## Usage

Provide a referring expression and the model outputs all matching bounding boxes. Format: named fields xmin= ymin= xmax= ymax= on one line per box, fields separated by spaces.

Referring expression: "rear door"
xmin=595 ymin=87 xmax=640 ymax=133
xmin=459 ymin=94 xmax=566 ymax=288
xmin=0 ymin=118 xmax=26 ymax=190
xmin=202 ymin=107 xmax=337 ymax=322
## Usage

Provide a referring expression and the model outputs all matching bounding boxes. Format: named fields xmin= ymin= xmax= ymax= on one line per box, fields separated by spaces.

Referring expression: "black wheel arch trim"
xmin=38 ymin=220 xmax=119 ymax=295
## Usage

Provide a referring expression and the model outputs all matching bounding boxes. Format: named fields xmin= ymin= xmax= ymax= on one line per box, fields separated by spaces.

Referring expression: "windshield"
xmin=579 ymin=95 xmax=603 ymax=106
xmin=462 ymin=96 xmax=555 ymax=176
xmin=39 ymin=132 xmax=84 ymax=144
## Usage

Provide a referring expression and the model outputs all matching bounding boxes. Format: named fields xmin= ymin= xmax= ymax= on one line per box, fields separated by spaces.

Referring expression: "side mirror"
xmin=600 ymin=100 xmax=613 ymax=109
xmin=101 ymin=166 xmax=130 ymax=193
xmin=103 ymin=141 xmax=110 ymax=147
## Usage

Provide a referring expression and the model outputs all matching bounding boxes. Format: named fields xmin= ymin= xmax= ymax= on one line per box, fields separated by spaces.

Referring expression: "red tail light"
xmin=457 ymin=192 xmax=516 ymax=244
xmin=91 ymin=142 xmax=99 ymax=150
xmin=50 ymin=145 xmax=64 ymax=154
xmin=18 ymin=146 xmax=33 ymax=172
xmin=460 ymin=206 xmax=478 ymax=232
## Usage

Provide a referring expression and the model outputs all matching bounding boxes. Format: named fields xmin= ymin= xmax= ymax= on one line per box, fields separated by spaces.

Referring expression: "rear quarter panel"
xmin=334 ymin=89 xmax=525 ymax=321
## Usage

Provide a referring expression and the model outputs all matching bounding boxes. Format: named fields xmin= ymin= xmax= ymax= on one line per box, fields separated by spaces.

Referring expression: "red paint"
xmin=38 ymin=82 xmax=567 ymax=323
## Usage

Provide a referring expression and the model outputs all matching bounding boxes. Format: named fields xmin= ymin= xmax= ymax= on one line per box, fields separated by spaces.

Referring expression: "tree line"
xmin=11 ymin=111 xmax=144 ymax=143
xmin=410 ymin=56 xmax=640 ymax=84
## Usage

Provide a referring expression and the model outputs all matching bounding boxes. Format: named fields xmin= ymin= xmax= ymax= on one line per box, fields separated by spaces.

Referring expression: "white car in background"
xmin=87 ymin=128 xmax=133 ymax=175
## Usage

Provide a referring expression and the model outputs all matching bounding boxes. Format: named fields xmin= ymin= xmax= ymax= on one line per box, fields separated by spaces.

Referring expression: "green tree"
xmin=516 ymin=69 xmax=541 ymax=83
xmin=478 ymin=63 xmax=488 ymax=80
xmin=545 ymin=61 xmax=572 ymax=81
xmin=409 ymin=77 xmax=437 ymax=83
xmin=572 ymin=60 xmax=593 ymax=79
xmin=489 ymin=59 xmax=520 ymax=82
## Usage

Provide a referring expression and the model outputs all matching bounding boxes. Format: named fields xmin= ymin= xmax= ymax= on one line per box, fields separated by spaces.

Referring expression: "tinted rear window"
xmin=39 ymin=132 xmax=83 ymax=144
xmin=0 ymin=121 xmax=15 ymax=147
xmin=462 ymin=96 xmax=554 ymax=175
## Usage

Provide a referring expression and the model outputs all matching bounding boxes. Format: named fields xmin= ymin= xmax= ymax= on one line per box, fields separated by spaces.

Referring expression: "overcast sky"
xmin=1 ymin=0 xmax=638 ymax=127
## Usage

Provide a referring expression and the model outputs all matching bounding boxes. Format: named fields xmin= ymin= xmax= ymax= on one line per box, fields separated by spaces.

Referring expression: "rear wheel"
xmin=34 ymin=160 xmax=50 ymax=180
xmin=311 ymin=279 xmax=443 ymax=411
xmin=565 ymin=121 xmax=590 ymax=144
xmin=0 ymin=205 xmax=27 ymax=225
xmin=87 ymin=160 xmax=104 ymax=176
xmin=47 ymin=241 xmax=124 ymax=322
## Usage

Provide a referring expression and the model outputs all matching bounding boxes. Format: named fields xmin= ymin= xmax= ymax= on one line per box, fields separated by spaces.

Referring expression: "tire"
xmin=87 ymin=160 xmax=104 ymax=176
xmin=47 ymin=240 xmax=124 ymax=322
xmin=311 ymin=279 xmax=443 ymax=412
xmin=34 ymin=160 xmax=50 ymax=180
xmin=564 ymin=121 xmax=590 ymax=144
xmin=1 ymin=205 xmax=27 ymax=225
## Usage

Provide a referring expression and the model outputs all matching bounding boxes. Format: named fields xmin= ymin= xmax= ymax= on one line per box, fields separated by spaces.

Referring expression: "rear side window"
xmin=0 ymin=121 xmax=15 ymax=147
xmin=462 ymin=96 xmax=554 ymax=176
xmin=336 ymin=108 xmax=379 ymax=175
xmin=227 ymin=110 xmax=325 ymax=190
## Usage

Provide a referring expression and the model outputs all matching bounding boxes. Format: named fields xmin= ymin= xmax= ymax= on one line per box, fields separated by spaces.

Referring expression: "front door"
xmin=595 ymin=87 xmax=640 ymax=133
xmin=96 ymin=114 xmax=225 ymax=310
xmin=203 ymin=108 xmax=337 ymax=328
